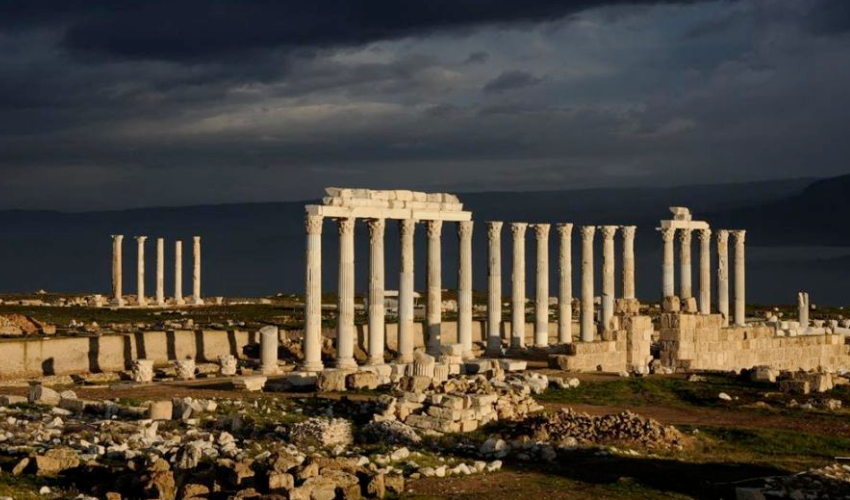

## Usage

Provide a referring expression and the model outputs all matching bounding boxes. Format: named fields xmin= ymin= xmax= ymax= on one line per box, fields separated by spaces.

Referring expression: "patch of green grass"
xmin=0 ymin=474 xmax=62 ymax=500
xmin=699 ymin=426 xmax=850 ymax=463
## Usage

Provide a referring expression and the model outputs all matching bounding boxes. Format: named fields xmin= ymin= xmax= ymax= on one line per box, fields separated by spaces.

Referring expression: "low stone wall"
xmin=549 ymin=315 xmax=653 ymax=373
xmin=0 ymin=329 xmax=253 ymax=380
xmin=659 ymin=313 xmax=850 ymax=371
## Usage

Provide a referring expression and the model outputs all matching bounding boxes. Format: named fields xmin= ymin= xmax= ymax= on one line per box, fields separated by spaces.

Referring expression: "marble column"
xmin=174 ymin=240 xmax=185 ymax=305
xmin=660 ymin=228 xmax=676 ymax=298
xmin=510 ymin=223 xmax=528 ymax=349
xmin=486 ymin=222 xmax=503 ymax=356
xmin=111 ymin=235 xmax=125 ymax=306
xmin=155 ymin=238 xmax=165 ymax=306
xmin=580 ymin=226 xmax=595 ymax=342
xmin=302 ymin=215 xmax=324 ymax=372
xmin=397 ymin=219 xmax=416 ymax=363
xmin=136 ymin=236 xmax=147 ymax=306
xmin=678 ymin=228 xmax=693 ymax=299
xmin=458 ymin=220 xmax=474 ymax=358
xmin=621 ymin=226 xmax=636 ymax=300
xmin=716 ymin=230 xmax=730 ymax=326
xmin=191 ymin=236 xmax=204 ymax=305
xmin=426 ymin=220 xmax=443 ymax=356
xmin=367 ymin=218 xmax=386 ymax=366
xmin=733 ymin=230 xmax=746 ymax=326
xmin=698 ymin=229 xmax=711 ymax=314
xmin=533 ymin=224 xmax=550 ymax=347
xmin=798 ymin=291 xmax=809 ymax=329
xmin=260 ymin=326 xmax=280 ymax=374
xmin=600 ymin=225 xmax=617 ymax=331
xmin=556 ymin=224 xmax=573 ymax=344
xmin=336 ymin=218 xmax=357 ymax=368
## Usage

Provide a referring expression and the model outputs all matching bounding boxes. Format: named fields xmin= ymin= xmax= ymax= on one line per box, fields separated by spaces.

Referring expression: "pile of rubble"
xmin=0 ymin=313 xmax=54 ymax=335
xmin=749 ymin=366 xmax=847 ymax=395
xmin=738 ymin=463 xmax=850 ymax=499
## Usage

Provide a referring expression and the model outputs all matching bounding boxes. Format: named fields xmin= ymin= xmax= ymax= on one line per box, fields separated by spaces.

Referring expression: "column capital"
xmin=717 ymin=229 xmax=730 ymax=244
xmin=136 ymin=235 xmax=148 ymax=243
xmin=193 ymin=235 xmax=201 ymax=243
xmin=698 ymin=228 xmax=712 ymax=242
xmin=599 ymin=225 xmax=618 ymax=240
xmin=676 ymin=227 xmax=692 ymax=243
xmin=620 ymin=225 xmax=637 ymax=239
xmin=337 ymin=217 xmax=355 ymax=235
xmin=533 ymin=223 xmax=550 ymax=239
xmin=510 ymin=222 xmax=528 ymax=237
xmin=487 ymin=221 xmax=503 ymax=239
xmin=399 ymin=218 xmax=416 ymax=236
xmin=367 ymin=218 xmax=386 ymax=238
xmin=112 ymin=234 xmax=124 ymax=241
xmin=659 ymin=227 xmax=676 ymax=242
xmin=305 ymin=214 xmax=324 ymax=235
xmin=580 ymin=225 xmax=596 ymax=239
xmin=426 ymin=219 xmax=443 ymax=238
xmin=732 ymin=230 xmax=746 ymax=244
xmin=457 ymin=220 xmax=474 ymax=238
xmin=556 ymin=223 xmax=573 ymax=236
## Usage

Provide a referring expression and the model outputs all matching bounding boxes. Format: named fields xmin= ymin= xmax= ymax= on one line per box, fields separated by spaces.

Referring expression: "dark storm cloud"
xmin=482 ymin=70 xmax=545 ymax=93
xmin=804 ymin=0 xmax=850 ymax=35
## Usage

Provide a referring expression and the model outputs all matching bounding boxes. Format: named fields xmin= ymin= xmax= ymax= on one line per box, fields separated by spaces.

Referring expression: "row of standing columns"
xmin=110 ymin=235 xmax=203 ymax=307
xmin=660 ymin=228 xmax=746 ymax=326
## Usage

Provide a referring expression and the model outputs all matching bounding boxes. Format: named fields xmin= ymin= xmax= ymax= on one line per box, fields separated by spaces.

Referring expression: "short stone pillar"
xmin=510 ymin=223 xmax=528 ymax=349
xmin=367 ymin=218 xmax=386 ymax=365
xmin=191 ymin=236 xmax=204 ymax=305
xmin=219 ymin=354 xmax=238 ymax=376
xmin=111 ymin=235 xmax=125 ymax=307
xmin=412 ymin=351 xmax=436 ymax=378
xmin=533 ymin=223 xmax=550 ymax=347
xmin=600 ymin=225 xmax=617 ymax=332
xmin=174 ymin=240 xmax=185 ymax=305
xmin=660 ymin=228 xmax=675 ymax=298
xmin=156 ymin=237 xmax=165 ymax=306
xmin=425 ymin=220 xmax=443 ymax=356
xmin=398 ymin=219 xmax=416 ymax=363
xmin=486 ymin=222 xmax=504 ymax=356
xmin=457 ymin=220 xmax=474 ymax=358
xmin=678 ymin=229 xmax=692 ymax=300
xmin=698 ymin=229 xmax=711 ymax=314
xmin=136 ymin=236 xmax=147 ymax=306
xmin=302 ymin=215 xmax=324 ymax=371
xmin=132 ymin=359 xmax=154 ymax=383
xmin=174 ymin=359 xmax=196 ymax=380
xmin=798 ymin=291 xmax=809 ymax=329
xmin=556 ymin=223 xmax=573 ymax=344
xmin=336 ymin=218 xmax=357 ymax=369
xmin=580 ymin=226 xmax=596 ymax=342
xmin=621 ymin=226 xmax=636 ymax=301
xmin=260 ymin=325 xmax=280 ymax=374
xmin=732 ymin=230 xmax=746 ymax=326
xmin=716 ymin=230 xmax=730 ymax=326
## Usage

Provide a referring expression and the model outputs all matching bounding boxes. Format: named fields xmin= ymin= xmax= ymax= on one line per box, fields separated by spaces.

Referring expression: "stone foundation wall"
xmin=549 ymin=315 xmax=653 ymax=373
xmin=0 ymin=329 xmax=253 ymax=380
xmin=659 ymin=313 xmax=850 ymax=371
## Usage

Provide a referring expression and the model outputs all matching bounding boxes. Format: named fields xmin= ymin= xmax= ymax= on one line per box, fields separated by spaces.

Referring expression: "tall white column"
xmin=457 ymin=220 xmax=474 ymax=358
xmin=600 ymin=225 xmax=617 ymax=331
xmin=111 ymin=235 xmax=125 ymax=306
xmin=660 ymin=228 xmax=675 ymax=298
xmin=580 ymin=226 xmax=595 ymax=342
xmin=191 ymin=236 xmax=204 ymax=305
xmin=155 ymin=237 xmax=165 ymax=306
xmin=398 ymin=219 xmax=416 ymax=363
xmin=426 ymin=220 xmax=443 ymax=356
xmin=533 ymin=224 xmax=550 ymax=347
xmin=733 ymin=230 xmax=746 ymax=326
xmin=698 ymin=229 xmax=711 ymax=314
xmin=621 ymin=226 xmax=636 ymax=300
xmin=260 ymin=325 xmax=280 ymax=374
xmin=366 ymin=218 xmax=386 ymax=366
xmin=678 ymin=228 xmax=692 ymax=300
xmin=556 ymin=224 xmax=573 ymax=344
xmin=798 ymin=291 xmax=809 ymax=329
xmin=510 ymin=223 xmax=528 ymax=349
xmin=486 ymin=222 xmax=503 ymax=356
xmin=136 ymin=236 xmax=147 ymax=306
xmin=174 ymin=240 xmax=185 ymax=305
xmin=302 ymin=215 xmax=324 ymax=372
xmin=716 ymin=230 xmax=730 ymax=326
xmin=336 ymin=218 xmax=357 ymax=368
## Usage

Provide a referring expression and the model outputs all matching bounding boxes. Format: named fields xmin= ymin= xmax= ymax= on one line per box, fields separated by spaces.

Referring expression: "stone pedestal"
xmin=426 ymin=220 xmax=443 ymax=356
xmin=111 ymin=235 xmax=125 ymax=306
xmin=600 ymin=225 xmax=617 ymax=332
xmin=557 ymin=224 xmax=573 ymax=344
xmin=698 ymin=229 xmax=711 ymax=314
xmin=716 ymin=230 xmax=730 ymax=326
xmin=136 ymin=236 xmax=147 ymax=306
xmin=336 ymin=218 xmax=357 ymax=369
xmin=260 ymin=325 xmax=280 ymax=375
xmin=458 ymin=220 xmax=474 ymax=358
xmin=511 ymin=223 xmax=528 ymax=348
xmin=398 ymin=219 xmax=416 ymax=363
xmin=660 ymin=228 xmax=675 ymax=299
xmin=580 ymin=226 xmax=596 ymax=342
xmin=367 ymin=218 xmax=386 ymax=365
xmin=533 ymin=223 xmax=550 ymax=347
xmin=486 ymin=222 xmax=504 ymax=356
xmin=302 ymin=215 xmax=324 ymax=371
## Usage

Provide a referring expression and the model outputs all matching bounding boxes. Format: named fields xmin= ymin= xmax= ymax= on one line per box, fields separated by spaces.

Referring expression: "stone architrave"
xmin=366 ymin=218 xmax=386 ymax=365
xmin=533 ymin=224 xmax=550 ymax=347
xmin=599 ymin=225 xmax=617 ymax=331
xmin=111 ymin=235 xmax=125 ymax=306
xmin=698 ymin=229 xmax=711 ymax=314
xmin=556 ymin=224 xmax=573 ymax=344
xmin=660 ymin=228 xmax=675 ymax=299
xmin=457 ymin=220 xmax=474 ymax=358
xmin=716 ymin=230 xmax=730 ymax=326
xmin=580 ymin=226 xmax=596 ymax=342
xmin=510 ymin=223 xmax=528 ymax=348
xmin=486 ymin=222 xmax=503 ymax=356
xmin=302 ymin=215 xmax=324 ymax=371
xmin=426 ymin=220 xmax=443 ymax=356
xmin=336 ymin=218 xmax=357 ymax=369
xmin=398 ymin=219 xmax=416 ymax=363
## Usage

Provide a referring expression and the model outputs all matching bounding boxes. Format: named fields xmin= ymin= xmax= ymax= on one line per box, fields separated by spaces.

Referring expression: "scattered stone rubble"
xmin=738 ymin=463 xmax=850 ymax=500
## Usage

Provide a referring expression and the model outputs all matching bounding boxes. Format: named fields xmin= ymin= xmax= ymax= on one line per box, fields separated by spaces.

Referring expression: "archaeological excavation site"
xmin=0 ymin=187 xmax=849 ymax=500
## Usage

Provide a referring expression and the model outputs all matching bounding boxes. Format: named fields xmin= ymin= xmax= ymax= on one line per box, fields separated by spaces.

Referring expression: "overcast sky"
xmin=1 ymin=0 xmax=849 ymax=210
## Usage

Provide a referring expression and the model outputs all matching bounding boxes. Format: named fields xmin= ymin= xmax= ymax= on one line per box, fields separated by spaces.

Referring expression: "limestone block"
xmin=232 ymin=375 xmax=267 ymax=392
xmin=317 ymin=369 xmax=356 ymax=392
xmin=662 ymin=296 xmax=681 ymax=312
xmin=148 ymin=400 xmax=174 ymax=420
xmin=464 ymin=359 xmax=495 ymax=374
xmin=751 ymin=366 xmax=777 ymax=383
xmin=440 ymin=395 xmax=465 ymax=409
xmin=497 ymin=359 xmax=527 ymax=372
xmin=615 ymin=298 xmax=641 ymax=315
xmin=404 ymin=414 xmax=460 ymax=433
xmin=440 ymin=344 xmax=465 ymax=357
xmin=433 ymin=363 xmax=450 ymax=383
xmin=780 ymin=379 xmax=810 ymax=395
xmin=346 ymin=371 xmax=379 ymax=390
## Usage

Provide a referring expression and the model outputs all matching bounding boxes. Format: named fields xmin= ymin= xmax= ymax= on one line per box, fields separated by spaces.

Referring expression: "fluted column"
xmin=458 ymin=220 xmax=474 ymax=358
xmin=533 ymin=224 xmax=550 ymax=347
xmin=678 ymin=229 xmax=693 ymax=300
xmin=486 ymin=222 xmax=503 ymax=356
xmin=136 ymin=236 xmax=147 ymax=306
xmin=302 ymin=215 xmax=324 ymax=371
xmin=397 ymin=219 xmax=416 ymax=363
xmin=733 ymin=230 xmax=746 ymax=326
xmin=366 ymin=219 xmax=386 ymax=365
xmin=260 ymin=326 xmax=280 ymax=374
xmin=716 ymin=230 xmax=730 ymax=326
xmin=336 ymin=218 xmax=357 ymax=368
xmin=556 ymin=224 xmax=573 ymax=344
xmin=191 ymin=236 xmax=203 ymax=305
xmin=155 ymin=238 xmax=165 ymax=306
xmin=600 ymin=225 xmax=617 ymax=331
xmin=174 ymin=240 xmax=185 ymax=305
xmin=510 ymin=223 xmax=528 ymax=349
xmin=698 ymin=229 xmax=711 ymax=314
xmin=426 ymin=220 xmax=443 ymax=356
xmin=621 ymin=226 xmax=636 ymax=300
xmin=660 ymin=228 xmax=675 ymax=298
xmin=580 ymin=226 xmax=595 ymax=342
xmin=111 ymin=235 xmax=125 ymax=306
